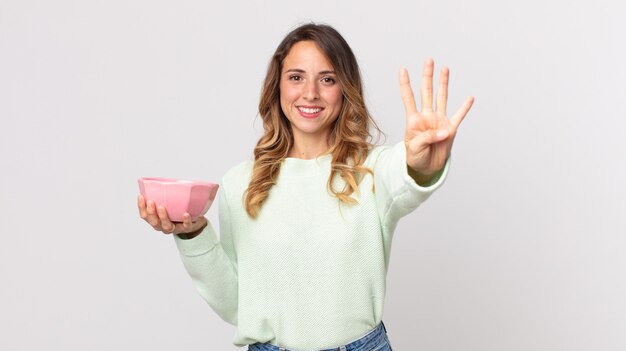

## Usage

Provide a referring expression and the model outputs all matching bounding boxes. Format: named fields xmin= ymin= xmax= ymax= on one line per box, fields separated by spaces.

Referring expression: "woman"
xmin=138 ymin=23 xmax=474 ymax=351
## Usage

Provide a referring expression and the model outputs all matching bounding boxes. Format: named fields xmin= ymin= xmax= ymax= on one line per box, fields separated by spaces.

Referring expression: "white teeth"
xmin=298 ymin=107 xmax=322 ymax=114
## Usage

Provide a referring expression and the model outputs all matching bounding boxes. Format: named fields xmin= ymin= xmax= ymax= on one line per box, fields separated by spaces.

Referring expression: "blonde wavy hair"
xmin=245 ymin=23 xmax=384 ymax=218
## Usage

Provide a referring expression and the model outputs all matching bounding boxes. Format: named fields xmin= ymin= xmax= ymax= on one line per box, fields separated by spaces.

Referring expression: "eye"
xmin=288 ymin=74 xmax=302 ymax=81
xmin=321 ymin=76 xmax=336 ymax=84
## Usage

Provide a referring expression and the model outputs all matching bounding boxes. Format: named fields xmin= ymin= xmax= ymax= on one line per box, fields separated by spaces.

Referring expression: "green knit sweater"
xmin=174 ymin=141 xmax=449 ymax=350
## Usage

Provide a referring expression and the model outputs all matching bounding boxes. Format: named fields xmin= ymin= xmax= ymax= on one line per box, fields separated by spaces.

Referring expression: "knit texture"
xmin=174 ymin=141 xmax=449 ymax=350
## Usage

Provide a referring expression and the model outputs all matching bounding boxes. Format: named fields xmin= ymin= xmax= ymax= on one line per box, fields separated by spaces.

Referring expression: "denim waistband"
xmin=248 ymin=321 xmax=388 ymax=351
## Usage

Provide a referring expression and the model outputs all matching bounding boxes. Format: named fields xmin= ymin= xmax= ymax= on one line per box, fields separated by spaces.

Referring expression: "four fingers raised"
xmin=400 ymin=59 xmax=473 ymax=127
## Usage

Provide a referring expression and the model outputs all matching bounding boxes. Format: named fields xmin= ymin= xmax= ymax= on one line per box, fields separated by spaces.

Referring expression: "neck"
xmin=288 ymin=135 xmax=330 ymax=160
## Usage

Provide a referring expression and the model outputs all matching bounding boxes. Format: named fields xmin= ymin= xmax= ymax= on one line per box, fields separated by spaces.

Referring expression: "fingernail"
xmin=436 ymin=130 xmax=449 ymax=139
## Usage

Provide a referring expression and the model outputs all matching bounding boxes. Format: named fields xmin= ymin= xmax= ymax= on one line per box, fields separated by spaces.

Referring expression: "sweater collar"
xmin=280 ymin=153 xmax=332 ymax=176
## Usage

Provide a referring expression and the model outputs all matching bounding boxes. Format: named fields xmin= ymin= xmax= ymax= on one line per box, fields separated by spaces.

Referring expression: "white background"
xmin=1 ymin=0 xmax=624 ymax=350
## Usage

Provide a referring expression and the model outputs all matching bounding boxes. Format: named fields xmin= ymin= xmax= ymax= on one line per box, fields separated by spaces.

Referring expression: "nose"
xmin=303 ymin=80 xmax=319 ymax=100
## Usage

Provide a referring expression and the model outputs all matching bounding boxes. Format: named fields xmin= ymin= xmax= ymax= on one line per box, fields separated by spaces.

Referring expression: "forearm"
xmin=174 ymin=225 xmax=239 ymax=325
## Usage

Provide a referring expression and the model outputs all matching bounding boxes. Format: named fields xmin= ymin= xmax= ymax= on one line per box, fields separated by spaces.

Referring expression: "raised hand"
xmin=399 ymin=59 xmax=474 ymax=184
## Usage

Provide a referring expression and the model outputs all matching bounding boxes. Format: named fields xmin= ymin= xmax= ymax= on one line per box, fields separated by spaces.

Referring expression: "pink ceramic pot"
xmin=138 ymin=177 xmax=219 ymax=222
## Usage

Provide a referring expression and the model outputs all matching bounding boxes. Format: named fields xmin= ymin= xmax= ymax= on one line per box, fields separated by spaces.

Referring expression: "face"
xmin=279 ymin=40 xmax=343 ymax=147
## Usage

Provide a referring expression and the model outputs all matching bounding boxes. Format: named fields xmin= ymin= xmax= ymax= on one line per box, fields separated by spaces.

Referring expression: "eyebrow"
xmin=285 ymin=68 xmax=336 ymax=75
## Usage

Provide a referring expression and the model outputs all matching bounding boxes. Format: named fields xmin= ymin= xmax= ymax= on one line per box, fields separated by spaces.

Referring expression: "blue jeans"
xmin=247 ymin=321 xmax=393 ymax=351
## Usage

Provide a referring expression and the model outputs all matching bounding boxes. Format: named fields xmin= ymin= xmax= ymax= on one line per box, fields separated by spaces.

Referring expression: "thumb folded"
xmin=407 ymin=129 xmax=449 ymax=153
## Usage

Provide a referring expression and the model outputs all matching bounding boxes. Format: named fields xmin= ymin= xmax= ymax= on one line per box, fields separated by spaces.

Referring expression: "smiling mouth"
xmin=297 ymin=106 xmax=324 ymax=114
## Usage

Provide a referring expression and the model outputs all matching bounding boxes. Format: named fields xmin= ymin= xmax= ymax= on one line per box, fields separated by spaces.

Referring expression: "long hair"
xmin=245 ymin=23 xmax=383 ymax=218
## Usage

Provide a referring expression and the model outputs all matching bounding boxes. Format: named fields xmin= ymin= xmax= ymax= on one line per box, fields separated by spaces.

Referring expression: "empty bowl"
xmin=138 ymin=177 xmax=219 ymax=222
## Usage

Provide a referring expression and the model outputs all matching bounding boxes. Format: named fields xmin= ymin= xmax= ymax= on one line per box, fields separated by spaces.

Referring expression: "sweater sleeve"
xmin=173 ymin=183 xmax=238 ymax=326
xmin=373 ymin=141 xmax=450 ymax=228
